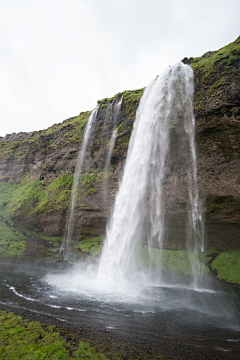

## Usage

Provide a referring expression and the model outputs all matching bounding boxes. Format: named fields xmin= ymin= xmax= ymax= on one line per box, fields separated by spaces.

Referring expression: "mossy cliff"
xmin=0 ymin=37 xmax=240 ymax=283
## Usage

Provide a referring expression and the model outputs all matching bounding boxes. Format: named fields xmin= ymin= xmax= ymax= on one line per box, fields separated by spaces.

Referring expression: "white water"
xmin=64 ymin=105 xmax=99 ymax=259
xmin=100 ymin=101 xmax=113 ymax=139
xmin=103 ymin=129 xmax=118 ymax=206
xmin=102 ymin=96 xmax=122 ymax=206
xmin=183 ymin=70 xmax=205 ymax=286
xmin=98 ymin=62 xmax=204 ymax=283
xmin=113 ymin=95 xmax=123 ymax=124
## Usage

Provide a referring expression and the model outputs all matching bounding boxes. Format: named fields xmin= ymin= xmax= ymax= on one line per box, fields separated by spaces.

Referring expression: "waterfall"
xmin=100 ymin=102 xmax=113 ymax=140
xmin=63 ymin=105 xmax=99 ymax=260
xmin=113 ymin=95 xmax=123 ymax=124
xmin=102 ymin=96 xmax=122 ymax=206
xmin=103 ymin=129 xmax=118 ymax=206
xmin=98 ymin=62 xmax=204 ymax=283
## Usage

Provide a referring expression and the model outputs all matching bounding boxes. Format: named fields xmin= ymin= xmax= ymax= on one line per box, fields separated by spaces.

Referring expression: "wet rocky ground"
xmin=0 ymin=303 xmax=236 ymax=360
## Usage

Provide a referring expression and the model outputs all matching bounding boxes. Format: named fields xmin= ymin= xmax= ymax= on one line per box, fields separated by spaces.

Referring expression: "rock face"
xmin=0 ymin=36 xmax=240 ymax=250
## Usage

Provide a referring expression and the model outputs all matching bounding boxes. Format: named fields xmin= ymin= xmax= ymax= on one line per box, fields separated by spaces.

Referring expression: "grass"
xmin=6 ymin=174 xmax=74 ymax=218
xmin=37 ymin=174 xmax=73 ymax=213
xmin=138 ymin=245 xmax=209 ymax=276
xmin=6 ymin=176 xmax=45 ymax=218
xmin=97 ymin=88 xmax=144 ymax=106
xmin=37 ymin=233 xmax=62 ymax=247
xmin=187 ymin=35 xmax=240 ymax=115
xmin=0 ymin=310 xmax=108 ymax=359
xmin=75 ymin=235 xmax=104 ymax=256
xmin=78 ymin=172 xmax=102 ymax=198
xmin=0 ymin=112 xmax=91 ymax=162
xmin=0 ymin=181 xmax=26 ymax=258
xmin=211 ymin=250 xmax=240 ymax=284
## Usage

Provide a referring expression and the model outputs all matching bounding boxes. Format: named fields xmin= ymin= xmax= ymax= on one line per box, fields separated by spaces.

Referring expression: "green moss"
xmin=0 ymin=112 xmax=91 ymax=162
xmin=0 ymin=310 xmax=108 ymax=359
xmin=75 ymin=235 xmax=104 ymax=256
xmin=77 ymin=171 xmax=102 ymax=203
xmin=7 ymin=174 xmax=74 ymax=218
xmin=38 ymin=174 xmax=73 ymax=213
xmin=97 ymin=88 xmax=144 ymax=106
xmin=187 ymin=36 xmax=240 ymax=115
xmin=211 ymin=250 xmax=240 ymax=284
xmin=198 ymin=248 xmax=221 ymax=262
xmin=94 ymin=88 xmax=144 ymax=156
xmin=72 ymin=342 xmax=107 ymax=359
xmin=64 ymin=112 xmax=91 ymax=144
xmin=206 ymin=196 xmax=240 ymax=215
xmin=0 ymin=182 xmax=26 ymax=258
xmin=7 ymin=176 xmax=45 ymax=218
xmin=37 ymin=233 xmax=62 ymax=247
xmin=139 ymin=246 xmax=209 ymax=276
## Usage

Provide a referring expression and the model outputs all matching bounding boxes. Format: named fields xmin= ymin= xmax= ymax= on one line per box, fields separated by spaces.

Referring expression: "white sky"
xmin=0 ymin=0 xmax=239 ymax=137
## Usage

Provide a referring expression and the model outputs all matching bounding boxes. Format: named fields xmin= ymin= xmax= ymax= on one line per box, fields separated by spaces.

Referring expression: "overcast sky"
xmin=0 ymin=0 xmax=239 ymax=137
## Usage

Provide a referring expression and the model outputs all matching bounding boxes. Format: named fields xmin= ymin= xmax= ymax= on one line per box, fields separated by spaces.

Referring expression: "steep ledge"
xmin=0 ymin=37 xmax=240 ymax=266
xmin=0 ymin=88 xmax=144 ymax=241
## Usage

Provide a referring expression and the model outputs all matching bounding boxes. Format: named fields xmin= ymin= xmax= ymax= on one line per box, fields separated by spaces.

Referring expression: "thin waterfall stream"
xmin=63 ymin=105 xmax=99 ymax=259
xmin=103 ymin=129 xmax=118 ymax=206
xmin=102 ymin=96 xmax=122 ymax=206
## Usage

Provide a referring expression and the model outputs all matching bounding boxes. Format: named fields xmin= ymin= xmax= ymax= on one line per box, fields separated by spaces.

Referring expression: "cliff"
xmin=0 ymin=36 xmax=240 ymax=281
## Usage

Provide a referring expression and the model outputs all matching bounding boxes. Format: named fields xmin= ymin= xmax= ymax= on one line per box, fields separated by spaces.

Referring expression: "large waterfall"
xmin=98 ymin=62 xmax=204 ymax=284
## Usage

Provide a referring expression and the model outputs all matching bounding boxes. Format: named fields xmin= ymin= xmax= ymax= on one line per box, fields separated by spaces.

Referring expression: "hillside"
xmin=0 ymin=36 xmax=240 ymax=283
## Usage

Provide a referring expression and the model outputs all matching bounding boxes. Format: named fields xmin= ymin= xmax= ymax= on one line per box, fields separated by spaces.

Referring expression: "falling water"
xmin=98 ymin=63 xmax=204 ymax=283
xmin=184 ymin=69 xmax=205 ymax=286
xmin=113 ymin=95 xmax=123 ymax=124
xmin=63 ymin=106 xmax=99 ymax=259
xmin=100 ymin=102 xmax=113 ymax=140
xmin=102 ymin=96 xmax=122 ymax=206
xmin=103 ymin=129 xmax=118 ymax=206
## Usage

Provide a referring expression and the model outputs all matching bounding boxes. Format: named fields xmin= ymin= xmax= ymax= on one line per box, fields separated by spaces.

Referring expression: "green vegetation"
xmin=0 ymin=112 xmax=91 ymax=162
xmin=78 ymin=172 xmax=102 ymax=200
xmin=0 ymin=178 xmax=67 ymax=259
xmin=0 ymin=310 xmax=108 ymax=359
xmin=139 ymin=246 xmax=209 ymax=276
xmin=43 ymin=174 xmax=73 ymax=211
xmin=206 ymin=195 xmax=240 ymax=216
xmin=0 ymin=181 xmax=26 ymax=257
xmin=75 ymin=235 xmax=104 ymax=256
xmin=64 ymin=112 xmax=90 ymax=144
xmin=0 ymin=87 xmax=144 ymax=164
xmin=6 ymin=174 xmax=74 ymax=218
xmin=187 ymin=36 xmax=240 ymax=115
xmin=211 ymin=250 xmax=240 ymax=284
xmin=94 ymin=88 xmax=144 ymax=157
xmin=38 ymin=233 xmax=62 ymax=247
xmin=97 ymin=88 xmax=144 ymax=106
xmin=6 ymin=176 xmax=45 ymax=218
xmin=198 ymin=248 xmax=221 ymax=262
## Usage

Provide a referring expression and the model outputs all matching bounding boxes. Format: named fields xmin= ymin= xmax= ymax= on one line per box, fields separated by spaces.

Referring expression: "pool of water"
xmin=1 ymin=259 xmax=240 ymax=357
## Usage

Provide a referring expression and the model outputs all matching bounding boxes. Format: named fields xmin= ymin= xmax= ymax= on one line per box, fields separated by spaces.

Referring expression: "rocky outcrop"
xmin=0 ymin=37 xmax=240 ymax=251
